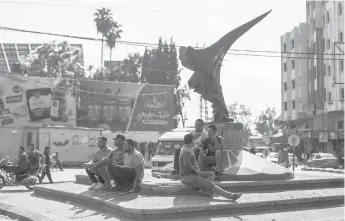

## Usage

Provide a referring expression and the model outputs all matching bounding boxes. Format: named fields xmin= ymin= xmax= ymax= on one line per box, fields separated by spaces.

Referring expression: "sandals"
xmin=231 ymin=192 xmax=243 ymax=202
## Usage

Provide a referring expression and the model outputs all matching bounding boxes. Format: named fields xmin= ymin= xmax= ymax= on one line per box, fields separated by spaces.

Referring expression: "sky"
xmin=0 ymin=0 xmax=307 ymax=127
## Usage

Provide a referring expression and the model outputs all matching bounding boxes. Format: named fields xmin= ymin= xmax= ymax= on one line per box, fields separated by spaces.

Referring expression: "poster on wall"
xmin=0 ymin=75 xmax=77 ymax=127
xmin=78 ymin=80 xmax=174 ymax=132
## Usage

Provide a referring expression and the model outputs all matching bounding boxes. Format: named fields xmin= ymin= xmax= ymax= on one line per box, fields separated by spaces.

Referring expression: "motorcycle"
xmin=0 ymin=157 xmax=42 ymax=190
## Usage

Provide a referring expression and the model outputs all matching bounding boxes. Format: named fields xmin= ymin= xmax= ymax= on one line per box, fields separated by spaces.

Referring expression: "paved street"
xmin=0 ymin=190 xmax=343 ymax=221
xmin=0 ymin=167 xmax=343 ymax=220
xmin=0 ymin=214 xmax=14 ymax=220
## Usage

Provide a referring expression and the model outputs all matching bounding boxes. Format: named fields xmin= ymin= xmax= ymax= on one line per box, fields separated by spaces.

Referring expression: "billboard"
xmin=0 ymin=75 xmax=77 ymax=127
xmin=78 ymin=80 xmax=174 ymax=132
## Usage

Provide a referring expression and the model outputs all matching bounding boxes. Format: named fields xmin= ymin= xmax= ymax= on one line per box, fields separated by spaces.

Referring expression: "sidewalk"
xmin=0 ymin=188 xmax=344 ymax=221
xmin=301 ymin=167 xmax=344 ymax=174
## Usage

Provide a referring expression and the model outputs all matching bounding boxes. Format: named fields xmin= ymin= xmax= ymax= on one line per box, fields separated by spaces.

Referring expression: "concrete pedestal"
xmin=203 ymin=122 xmax=293 ymax=180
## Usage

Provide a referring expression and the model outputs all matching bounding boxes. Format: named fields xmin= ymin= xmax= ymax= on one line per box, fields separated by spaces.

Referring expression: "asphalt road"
xmin=0 ymin=168 xmax=343 ymax=221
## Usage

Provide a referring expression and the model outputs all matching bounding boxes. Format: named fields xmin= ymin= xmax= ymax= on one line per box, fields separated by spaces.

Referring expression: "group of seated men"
xmin=85 ymin=119 xmax=242 ymax=201
xmin=85 ymin=135 xmax=145 ymax=193
xmin=173 ymin=119 xmax=223 ymax=176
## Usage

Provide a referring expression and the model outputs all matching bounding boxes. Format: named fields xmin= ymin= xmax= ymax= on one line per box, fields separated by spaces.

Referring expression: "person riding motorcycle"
xmin=0 ymin=146 xmax=29 ymax=181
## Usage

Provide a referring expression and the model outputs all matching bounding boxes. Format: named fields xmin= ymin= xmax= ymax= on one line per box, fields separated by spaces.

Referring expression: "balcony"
xmin=291 ymin=68 xmax=295 ymax=79
xmin=292 ymin=89 xmax=296 ymax=100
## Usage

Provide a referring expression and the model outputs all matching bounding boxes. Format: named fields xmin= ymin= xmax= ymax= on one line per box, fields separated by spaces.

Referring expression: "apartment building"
xmin=278 ymin=1 xmax=344 ymax=158
xmin=281 ymin=23 xmax=309 ymax=121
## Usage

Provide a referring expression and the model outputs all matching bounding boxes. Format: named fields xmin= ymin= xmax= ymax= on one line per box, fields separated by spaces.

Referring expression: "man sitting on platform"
xmin=196 ymin=125 xmax=223 ymax=175
xmin=107 ymin=139 xmax=145 ymax=193
xmin=172 ymin=119 xmax=208 ymax=175
xmin=179 ymin=133 xmax=242 ymax=200
xmin=85 ymin=136 xmax=112 ymax=190
xmin=92 ymin=135 xmax=126 ymax=191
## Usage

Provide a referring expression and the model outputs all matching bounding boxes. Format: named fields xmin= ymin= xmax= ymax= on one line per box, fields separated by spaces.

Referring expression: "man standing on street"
xmin=85 ymin=136 xmax=112 ymax=190
xmin=92 ymin=135 xmax=126 ymax=191
xmin=278 ymin=146 xmax=289 ymax=168
xmin=179 ymin=133 xmax=242 ymax=200
xmin=40 ymin=146 xmax=53 ymax=184
xmin=107 ymin=139 xmax=145 ymax=193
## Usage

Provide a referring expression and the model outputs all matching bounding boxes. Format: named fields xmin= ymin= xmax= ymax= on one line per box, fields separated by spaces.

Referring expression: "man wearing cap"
xmin=92 ymin=135 xmax=126 ymax=191
xmin=85 ymin=136 xmax=112 ymax=190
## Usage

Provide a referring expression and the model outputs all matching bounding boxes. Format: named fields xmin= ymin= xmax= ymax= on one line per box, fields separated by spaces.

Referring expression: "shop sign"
xmin=319 ymin=132 xmax=328 ymax=143
xmin=329 ymin=132 xmax=338 ymax=139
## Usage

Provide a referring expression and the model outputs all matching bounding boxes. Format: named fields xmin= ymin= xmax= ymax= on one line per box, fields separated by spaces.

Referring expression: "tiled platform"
xmin=34 ymin=182 xmax=344 ymax=220
xmin=75 ymin=172 xmax=344 ymax=195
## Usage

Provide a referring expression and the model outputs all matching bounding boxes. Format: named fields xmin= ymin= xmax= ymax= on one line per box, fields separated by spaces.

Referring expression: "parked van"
xmin=151 ymin=130 xmax=192 ymax=172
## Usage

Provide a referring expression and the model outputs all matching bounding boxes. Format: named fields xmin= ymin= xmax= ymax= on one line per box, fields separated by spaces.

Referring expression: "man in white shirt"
xmin=108 ymin=139 xmax=145 ymax=193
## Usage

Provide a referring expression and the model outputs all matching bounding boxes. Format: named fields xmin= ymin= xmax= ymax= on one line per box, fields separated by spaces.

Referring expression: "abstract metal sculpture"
xmin=179 ymin=10 xmax=272 ymax=122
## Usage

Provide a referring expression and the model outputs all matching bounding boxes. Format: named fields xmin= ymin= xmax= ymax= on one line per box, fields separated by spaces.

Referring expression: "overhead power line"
xmin=0 ymin=26 xmax=344 ymax=60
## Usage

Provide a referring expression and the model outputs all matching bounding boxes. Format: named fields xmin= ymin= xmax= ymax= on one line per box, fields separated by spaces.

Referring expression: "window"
xmin=284 ymin=63 xmax=287 ymax=72
xmin=292 ymin=80 xmax=295 ymax=89
xmin=341 ymin=60 xmax=344 ymax=72
xmin=292 ymin=60 xmax=295 ymax=69
xmin=291 ymin=40 xmax=295 ymax=49
xmin=339 ymin=3 xmax=343 ymax=16
xmin=323 ymin=88 xmax=326 ymax=101
xmin=326 ymin=11 xmax=330 ymax=23
xmin=284 ymin=82 xmax=287 ymax=91
xmin=328 ymin=92 xmax=332 ymax=102
xmin=284 ymin=102 xmax=288 ymax=111
xmin=327 ymin=39 xmax=330 ymax=49
xmin=328 ymin=66 xmax=331 ymax=76
xmin=292 ymin=100 xmax=295 ymax=110
xmin=283 ymin=43 xmax=287 ymax=52
xmin=338 ymin=121 xmax=344 ymax=130
xmin=340 ymin=88 xmax=344 ymax=100
xmin=339 ymin=32 xmax=343 ymax=42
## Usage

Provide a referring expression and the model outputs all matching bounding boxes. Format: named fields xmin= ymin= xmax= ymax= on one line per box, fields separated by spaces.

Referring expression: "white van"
xmin=151 ymin=130 xmax=192 ymax=172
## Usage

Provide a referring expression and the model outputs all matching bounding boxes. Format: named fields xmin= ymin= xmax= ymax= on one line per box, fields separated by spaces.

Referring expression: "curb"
xmin=0 ymin=202 xmax=55 ymax=221
xmin=75 ymin=174 xmax=344 ymax=195
xmin=34 ymin=185 xmax=344 ymax=220
xmin=301 ymin=167 xmax=345 ymax=174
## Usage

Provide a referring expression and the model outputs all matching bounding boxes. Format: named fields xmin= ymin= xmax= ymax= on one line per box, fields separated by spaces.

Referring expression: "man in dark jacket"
xmin=39 ymin=146 xmax=53 ymax=183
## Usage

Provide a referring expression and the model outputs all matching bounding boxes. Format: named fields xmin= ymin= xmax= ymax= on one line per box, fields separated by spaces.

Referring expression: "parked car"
xmin=267 ymin=152 xmax=279 ymax=164
xmin=255 ymin=146 xmax=270 ymax=158
xmin=306 ymin=153 xmax=340 ymax=169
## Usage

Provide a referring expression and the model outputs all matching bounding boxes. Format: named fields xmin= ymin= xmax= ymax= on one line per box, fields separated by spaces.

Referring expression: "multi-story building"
xmin=278 ymin=1 xmax=344 ymax=159
xmin=0 ymin=43 xmax=84 ymax=73
xmin=281 ymin=23 xmax=309 ymax=121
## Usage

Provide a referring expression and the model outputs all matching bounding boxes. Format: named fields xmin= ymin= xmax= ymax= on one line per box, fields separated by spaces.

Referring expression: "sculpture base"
xmin=203 ymin=122 xmax=293 ymax=180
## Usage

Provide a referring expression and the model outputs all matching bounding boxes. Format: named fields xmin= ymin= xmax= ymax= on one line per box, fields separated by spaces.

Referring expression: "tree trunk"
xmin=101 ymin=36 xmax=104 ymax=66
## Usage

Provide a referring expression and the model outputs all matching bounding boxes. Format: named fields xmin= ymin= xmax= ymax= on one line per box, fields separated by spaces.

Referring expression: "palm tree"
xmin=106 ymin=21 xmax=123 ymax=62
xmin=94 ymin=8 xmax=113 ymax=66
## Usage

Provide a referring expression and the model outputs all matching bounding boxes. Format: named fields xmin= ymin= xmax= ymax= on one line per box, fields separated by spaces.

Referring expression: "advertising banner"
xmin=78 ymin=80 xmax=174 ymax=132
xmin=0 ymin=75 xmax=77 ymax=127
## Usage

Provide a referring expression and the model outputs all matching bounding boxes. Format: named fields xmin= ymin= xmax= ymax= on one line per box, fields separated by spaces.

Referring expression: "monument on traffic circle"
xmin=179 ymin=10 xmax=293 ymax=180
